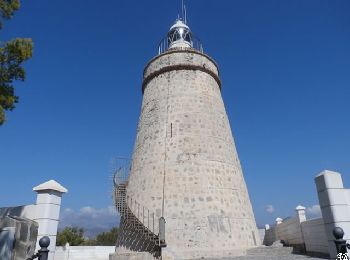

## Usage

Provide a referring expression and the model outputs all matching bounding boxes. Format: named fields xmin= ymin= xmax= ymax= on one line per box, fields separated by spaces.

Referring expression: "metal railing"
xmin=26 ymin=236 xmax=50 ymax=260
xmin=333 ymin=227 xmax=350 ymax=257
xmin=112 ymin=158 xmax=130 ymax=186
xmin=158 ymin=35 xmax=204 ymax=55
xmin=113 ymin=160 xmax=166 ymax=247
xmin=125 ymin=195 xmax=159 ymax=237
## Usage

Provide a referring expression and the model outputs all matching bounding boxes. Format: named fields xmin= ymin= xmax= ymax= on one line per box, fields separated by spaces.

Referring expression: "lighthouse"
xmin=112 ymin=15 xmax=260 ymax=260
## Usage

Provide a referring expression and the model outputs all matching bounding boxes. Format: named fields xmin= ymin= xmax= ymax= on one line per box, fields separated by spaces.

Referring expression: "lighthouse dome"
xmin=167 ymin=19 xmax=192 ymax=49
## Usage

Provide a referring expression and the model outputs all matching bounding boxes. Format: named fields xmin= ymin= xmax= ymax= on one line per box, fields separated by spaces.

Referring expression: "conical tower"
xmin=113 ymin=17 xmax=260 ymax=260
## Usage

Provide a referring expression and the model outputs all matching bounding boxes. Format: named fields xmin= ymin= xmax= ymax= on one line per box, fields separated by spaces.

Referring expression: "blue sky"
xmin=1 ymin=0 xmax=349 ymax=234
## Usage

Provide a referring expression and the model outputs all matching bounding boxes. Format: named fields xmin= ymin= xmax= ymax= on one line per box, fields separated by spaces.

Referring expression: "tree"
xmin=94 ymin=227 xmax=118 ymax=246
xmin=56 ymin=227 xmax=85 ymax=246
xmin=0 ymin=0 xmax=33 ymax=125
xmin=83 ymin=227 xmax=119 ymax=246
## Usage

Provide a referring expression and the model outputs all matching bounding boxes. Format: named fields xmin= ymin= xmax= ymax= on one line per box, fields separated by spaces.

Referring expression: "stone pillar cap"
xmin=315 ymin=170 xmax=341 ymax=178
xmin=33 ymin=180 xmax=68 ymax=193
xmin=295 ymin=205 xmax=306 ymax=210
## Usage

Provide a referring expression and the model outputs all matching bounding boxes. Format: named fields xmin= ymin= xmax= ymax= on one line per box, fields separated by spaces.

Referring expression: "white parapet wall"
xmin=262 ymin=170 xmax=350 ymax=258
xmin=55 ymin=245 xmax=115 ymax=260
xmin=274 ymin=206 xmax=305 ymax=249
xmin=315 ymin=170 xmax=350 ymax=259
xmin=262 ymin=206 xmax=329 ymax=257
xmin=301 ymin=218 xmax=329 ymax=255
xmin=0 ymin=179 xmax=67 ymax=260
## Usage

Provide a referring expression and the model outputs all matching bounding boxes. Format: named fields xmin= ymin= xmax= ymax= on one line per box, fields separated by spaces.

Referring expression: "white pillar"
xmin=33 ymin=180 xmax=68 ymax=260
xmin=315 ymin=170 xmax=350 ymax=259
xmin=276 ymin=218 xmax=283 ymax=225
xmin=295 ymin=205 xmax=306 ymax=223
xmin=275 ymin=218 xmax=283 ymax=242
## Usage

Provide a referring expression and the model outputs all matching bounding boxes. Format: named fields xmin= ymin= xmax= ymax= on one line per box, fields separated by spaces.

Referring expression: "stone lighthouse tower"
xmin=112 ymin=16 xmax=260 ymax=260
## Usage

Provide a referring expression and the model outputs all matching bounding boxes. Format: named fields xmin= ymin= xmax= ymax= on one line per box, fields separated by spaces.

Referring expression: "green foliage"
xmin=0 ymin=0 xmax=33 ymax=125
xmin=56 ymin=227 xmax=119 ymax=246
xmin=96 ymin=227 xmax=118 ymax=245
xmin=56 ymin=227 xmax=85 ymax=246
xmin=0 ymin=38 xmax=33 ymax=108
xmin=83 ymin=227 xmax=119 ymax=246
xmin=95 ymin=227 xmax=118 ymax=245
xmin=0 ymin=0 xmax=20 ymax=27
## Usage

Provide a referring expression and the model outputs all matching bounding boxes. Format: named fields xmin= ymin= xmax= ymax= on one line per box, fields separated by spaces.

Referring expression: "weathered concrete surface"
xmin=0 ymin=215 xmax=38 ymax=260
xmin=117 ymin=46 xmax=260 ymax=259
xmin=193 ymin=246 xmax=328 ymax=260
xmin=110 ymin=251 xmax=157 ymax=260
xmin=55 ymin=245 xmax=114 ymax=260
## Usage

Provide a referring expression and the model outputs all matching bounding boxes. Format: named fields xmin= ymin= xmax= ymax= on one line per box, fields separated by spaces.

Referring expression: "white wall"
xmin=275 ymin=217 xmax=303 ymax=246
xmin=315 ymin=170 xmax=350 ymax=259
xmin=262 ymin=170 xmax=350 ymax=258
xmin=301 ymin=218 xmax=329 ymax=255
xmin=262 ymin=207 xmax=329 ymax=256
xmin=0 ymin=180 xmax=67 ymax=260
xmin=258 ymin=228 xmax=265 ymax=244
xmin=54 ymin=246 xmax=114 ymax=260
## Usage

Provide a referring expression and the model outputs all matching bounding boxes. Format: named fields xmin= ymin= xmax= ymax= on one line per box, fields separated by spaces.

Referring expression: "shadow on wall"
xmin=0 ymin=205 xmax=32 ymax=218
xmin=0 ymin=215 xmax=38 ymax=260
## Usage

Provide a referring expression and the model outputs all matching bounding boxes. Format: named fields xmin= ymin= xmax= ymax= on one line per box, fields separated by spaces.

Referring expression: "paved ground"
xmin=195 ymin=246 xmax=329 ymax=260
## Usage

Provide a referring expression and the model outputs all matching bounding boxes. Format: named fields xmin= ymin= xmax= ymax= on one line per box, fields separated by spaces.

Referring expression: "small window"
xmin=174 ymin=31 xmax=181 ymax=41
xmin=184 ymin=32 xmax=191 ymax=42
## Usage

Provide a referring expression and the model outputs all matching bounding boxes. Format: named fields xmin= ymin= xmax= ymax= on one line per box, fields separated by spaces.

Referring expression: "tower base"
xmin=161 ymin=247 xmax=248 ymax=260
xmin=110 ymin=248 xmax=249 ymax=260
xmin=109 ymin=250 xmax=158 ymax=260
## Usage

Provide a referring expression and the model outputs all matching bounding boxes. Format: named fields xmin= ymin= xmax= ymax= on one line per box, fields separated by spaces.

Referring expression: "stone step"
xmin=246 ymin=246 xmax=293 ymax=255
xmin=194 ymin=246 xmax=328 ymax=260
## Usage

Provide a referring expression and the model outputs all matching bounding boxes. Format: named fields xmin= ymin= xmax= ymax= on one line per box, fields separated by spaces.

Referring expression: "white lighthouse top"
xmin=169 ymin=19 xmax=189 ymax=31
xmin=167 ymin=19 xmax=192 ymax=49
xmin=157 ymin=5 xmax=203 ymax=55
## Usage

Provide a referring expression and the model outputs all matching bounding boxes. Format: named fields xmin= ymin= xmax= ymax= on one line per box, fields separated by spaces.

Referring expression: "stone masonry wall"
xmin=121 ymin=49 xmax=259 ymax=259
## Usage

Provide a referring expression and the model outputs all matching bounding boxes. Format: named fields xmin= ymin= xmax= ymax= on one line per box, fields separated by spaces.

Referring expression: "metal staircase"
xmin=113 ymin=160 xmax=166 ymax=257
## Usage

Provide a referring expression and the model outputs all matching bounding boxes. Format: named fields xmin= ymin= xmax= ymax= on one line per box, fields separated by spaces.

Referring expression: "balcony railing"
xmin=158 ymin=35 xmax=204 ymax=55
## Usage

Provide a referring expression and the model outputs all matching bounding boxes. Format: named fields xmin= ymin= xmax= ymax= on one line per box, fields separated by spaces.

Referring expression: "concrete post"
xmin=295 ymin=205 xmax=306 ymax=251
xmin=64 ymin=242 xmax=70 ymax=260
xmin=315 ymin=170 xmax=350 ymax=259
xmin=296 ymin=205 xmax=306 ymax=223
xmin=275 ymin=218 xmax=283 ymax=242
xmin=276 ymin=218 xmax=283 ymax=225
xmin=33 ymin=180 xmax=67 ymax=260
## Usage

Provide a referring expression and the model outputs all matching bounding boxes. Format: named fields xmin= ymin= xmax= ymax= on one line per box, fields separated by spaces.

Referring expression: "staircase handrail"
xmin=112 ymin=160 xmax=160 ymax=237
